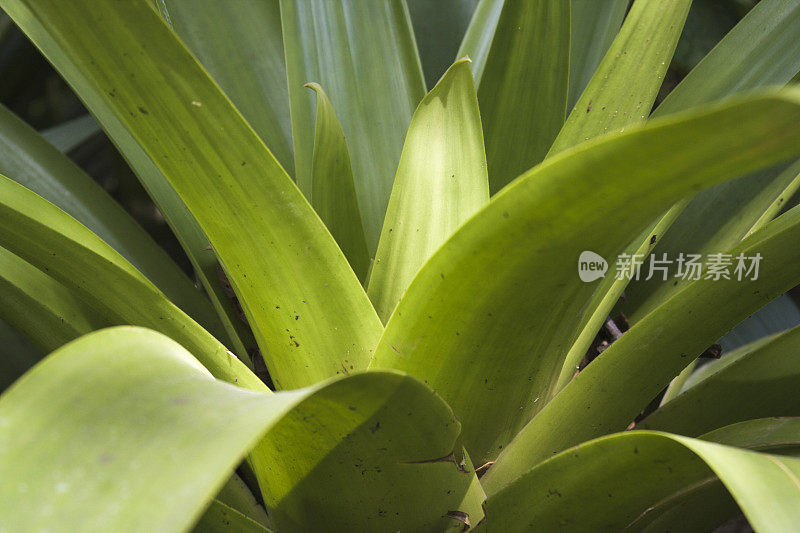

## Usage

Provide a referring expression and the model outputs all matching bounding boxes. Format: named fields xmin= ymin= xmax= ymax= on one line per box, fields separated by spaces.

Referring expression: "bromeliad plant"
xmin=3 ymin=0 xmax=800 ymax=531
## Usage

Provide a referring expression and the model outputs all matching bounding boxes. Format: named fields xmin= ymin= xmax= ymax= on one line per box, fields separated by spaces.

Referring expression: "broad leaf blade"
xmin=485 ymin=202 xmax=800 ymax=490
xmin=194 ymin=500 xmax=273 ymax=533
xmin=0 ymin=327 xmax=482 ymax=532
xmin=457 ymin=0 xmax=503 ymax=87
xmin=656 ymin=0 xmax=800 ymax=116
xmin=477 ymin=430 xmax=800 ymax=532
xmin=156 ymin=0 xmax=294 ymax=175
xmin=0 ymin=103 xmax=225 ymax=338
xmin=624 ymin=159 xmax=800 ymax=322
xmin=368 ymin=59 xmax=489 ymax=321
xmin=639 ymin=324 xmax=800 ymax=436
xmin=567 ymin=0 xmax=628 ymax=112
xmin=619 ymin=0 xmax=800 ymax=318
xmin=0 ymin=175 xmax=264 ymax=391
xmin=371 ymin=90 xmax=800 ymax=464
xmin=554 ymin=0 xmax=800 ymax=390
xmin=0 ymin=246 xmax=109 ymax=353
xmin=2 ymin=0 xmax=383 ymax=389
xmin=306 ymin=83 xmax=370 ymax=282
xmin=280 ymin=0 xmax=426 ymax=251
xmin=478 ymin=0 xmax=570 ymax=193
xmin=548 ymin=0 xmax=691 ymax=156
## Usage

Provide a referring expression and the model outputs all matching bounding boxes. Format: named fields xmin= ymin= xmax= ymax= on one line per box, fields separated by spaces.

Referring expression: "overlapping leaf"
xmin=0 ymin=327 xmax=483 ymax=533
xmin=0 ymin=175 xmax=263 ymax=391
xmin=368 ymin=60 xmax=488 ymax=321
xmin=280 ymin=0 xmax=426 ymax=251
xmin=0 ymin=246 xmax=108 ymax=353
xmin=640 ymin=325 xmax=800 ymax=436
xmin=1 ymin=0 xmax=383 ymax=389
xmin=486 ymin=202 xmax=800 ymax=489
xmin=306 ymin=83 xmax=370 ymax=282
xmin=548 ymin=0 xmax=691 ymax=155
xmin=477 ymin=427 xmax=800 ymax=532
xmin=372 ymin=90 xmax=800 ymax=464
xmin=477 ymin=0 xmax=570 ymax=192
xmin=0 ymin=103 xmax=223 ymax=337
xmin=156 ymin=0 xmax=294 ymax=175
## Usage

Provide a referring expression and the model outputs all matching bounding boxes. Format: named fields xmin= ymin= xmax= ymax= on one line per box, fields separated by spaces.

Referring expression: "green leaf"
xmin=3 ymin=7 xmax=256 ymax=360
xmin=0 ymin=103 xmax=225 ymax=339
xmin=596 ymin=417 xmax=800 ymax=531
xmin=371 ymin=90 xmax=800 ymax=465
xmin=407 ymin=0 xmax=478 ymax=88
xmin=0 ymin=327 xmax=482 ymax=532
xmin=306 ymin=83 xmax=370 ymax=282
xmin=0 ymin=175 xmax=264 ymax=392
xmin=619 ymin=0 xmax=800 ymax=318
xmin=0 ymin=245 xmax=109 ymax=353
xmin=212 ymin=474 xmax=270 ymax=529
xmin=655 ymin=0 xmax=800 ymax=116
xmin=457 ymin=0 xmax=503 ymax=87
xmin=0 ymin=319 xmax=41 ymax=393
xmin=639 ymin=324 xmax=800 ymax=436
xmin=477 ymin=0 xmax=570 ymax=193
xmin=156 ymin=0 xmax=294 ymax=175
xmin=548 ymin=0 xmax=691 ymax=156
xmin=476 ymin=429 xmax=800 ymax=532
xmin=280 ymin=0 xmax=426 ymax=251
xmin=193 ymin=500 xmax=272 ymax=533
xmin=567 ymin=0 xmax=628 ymax=112
xmin=485 ymin=202 xmax=800 ymax=491
xmin=554 ymin=0 xmax=800 ymax=390
xmin=368 ymin=59 xmax=489 ymax=321
xmin=39 ymin=113 xmax=100 ymax=153
xmin=2 ymin=0 xmax=384 ymax=389
xmin=701 ymin=417 xmax=800 ymax=451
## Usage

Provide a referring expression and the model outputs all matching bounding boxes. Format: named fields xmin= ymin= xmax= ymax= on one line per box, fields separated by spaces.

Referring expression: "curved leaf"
xmin=368 ymin=59 xmax=488 ymax=321
xmin=156 ymin=0 xmax=294 ymax=175
xmin=457 ymin=0 xmax=503 ymax=87
xmin=639 ymin=324 xmax=800 ymax=436
xmin=620 ymin=0 xmax=800 ymax=319
xmin=477 ymin=0 xmax=570 ymax=192
xmin=476 ymin=429 xmax=800 ymax=532
xmin=3 ymin=2 xmax=259 ymax=361
xmin=555 ymin=0 xmax=800 ymax=389
xmin=567 ymin=0 xmax=628 ymax=111
xmin=213 ymin=474 xmax=270 ymax=529
xmin=485 ymin=203 xmax=800 ymax=490
xmin=194 ymin=500 xmax=272 ymax=533
xmin=0 ymin=103 xmax=224 ymax=338
xmin=280 ymin=0 xmax=426 ymax=251
xmin=306 ymin=83 xmax=369 ymax=282
xmin=625 ymin=159 xmax=800 ymax=322
xmin=599 ymin=417 xmax=800 ymax=531
xmin=548 ymin=0 xmax=691 ymax=156
xmin=655 ymin=0 xmax=800 ymax=116
xmin=0 ymin=327 xmax=482 ymax=532
xmin=0 ymin=245 xmax=109 ymax=353
xmin=1 ymin=0 xmax=384 ymax=389
xmin=371 ymin=90 xmax=800 ymax=464
xmin=0 ymin=175 xmax=264 ymax=391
